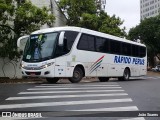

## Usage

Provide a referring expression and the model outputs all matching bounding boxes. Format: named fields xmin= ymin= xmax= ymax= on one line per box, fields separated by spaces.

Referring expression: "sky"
xmin=105 ymin=0 xmax=140 ymax=33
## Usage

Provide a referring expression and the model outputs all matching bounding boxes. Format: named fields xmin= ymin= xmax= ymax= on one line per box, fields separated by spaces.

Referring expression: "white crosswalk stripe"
xmin=0 ymin=98 xmax=133 ymax=110
xmin=27 ymin=86 xmax=122 ymax=90
xmin=0 ymin=82 xmax=145 ymax=119
xmin=69 ymin=106 xmax=138 ymax=111
xmin=6 ymin=93 xmax=128 ymax=100
xmin=119 ymin=117 xmax=145 ymax=120
xmin=18 ymin=89 xmax=125 ymax=94
xmin=38 ymin=84 xmax=119 ymax=87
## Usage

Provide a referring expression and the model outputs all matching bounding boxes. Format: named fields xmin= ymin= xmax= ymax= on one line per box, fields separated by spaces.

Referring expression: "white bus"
xmin=17 ymin=26 xmax=147 ymax=83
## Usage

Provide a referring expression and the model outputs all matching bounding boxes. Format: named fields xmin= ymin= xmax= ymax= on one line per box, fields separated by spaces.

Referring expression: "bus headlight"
xmin=40 ymin=62 xmax=54 ymax=69
xmin=20 ymin=63 xmax=25 ymax=68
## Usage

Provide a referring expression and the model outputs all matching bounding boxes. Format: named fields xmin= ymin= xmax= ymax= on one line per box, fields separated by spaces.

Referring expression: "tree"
xmin=0 ymin=0 xmax=55 ymax=60
xmin=58 ymin=0 xmax=126 ymax=37
xmin=98 ymin=12 xmax=126 ymax=37
xmin=58 ymin=0 xmax=97 ymax=26
xmin=128 ymin=15 xmax=160 ymax=66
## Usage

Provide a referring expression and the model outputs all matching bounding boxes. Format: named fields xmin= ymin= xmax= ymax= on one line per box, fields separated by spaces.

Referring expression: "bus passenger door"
xmin=55 ymin=57 xmax=66 ymax=77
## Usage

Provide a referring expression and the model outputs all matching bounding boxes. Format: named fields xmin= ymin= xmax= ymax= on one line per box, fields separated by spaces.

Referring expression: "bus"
xmin=17 ymin=26 xmax=147 ymax=83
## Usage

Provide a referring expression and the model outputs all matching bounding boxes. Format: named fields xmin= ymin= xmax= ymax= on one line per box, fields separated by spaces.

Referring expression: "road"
xmin=0 ymin=75 xmax=160 ymax=120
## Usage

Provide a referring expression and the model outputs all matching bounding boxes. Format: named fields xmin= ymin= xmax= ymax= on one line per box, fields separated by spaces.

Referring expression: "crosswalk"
xmin=0 ymin=82 xmax=145 ymax=120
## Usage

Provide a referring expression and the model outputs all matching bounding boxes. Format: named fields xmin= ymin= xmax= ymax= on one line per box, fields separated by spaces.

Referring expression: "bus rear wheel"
xmin=118 ymin=68 xmax=130 ymax=81
xmin=46 ymin=78 xmax=59 ymax=84
xmin=99 ymin=77 xmax=109 ymax=82
xmin=69 ymin=67 xmax=83 ymax=83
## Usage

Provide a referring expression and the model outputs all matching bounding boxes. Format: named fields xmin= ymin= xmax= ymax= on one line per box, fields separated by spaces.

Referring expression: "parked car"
xmin=152 ymin=65 xmax=160 ymax=72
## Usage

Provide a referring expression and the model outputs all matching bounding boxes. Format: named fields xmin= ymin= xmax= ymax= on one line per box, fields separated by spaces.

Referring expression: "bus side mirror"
xmin=17 ymin=35 xmax=29 ymax=52
xmin=58 ymin=31 xmax=65 ymax=46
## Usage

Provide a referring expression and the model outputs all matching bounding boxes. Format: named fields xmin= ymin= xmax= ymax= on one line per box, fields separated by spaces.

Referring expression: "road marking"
xmin=36 ymin=84 xmax=120 ymax=87
xmin=27 ymin=86 xmax=122 ymax=90
xmin=0 ymin=98 xmax=132 ymax=110
xmin=41 ymin=83 xmax=119 ymax=86
xmin=119 ymin=117 xmax=145 ymax=120
xmin=130 ymin=77 xmax=146 ymax=79
xmin=6 ymin=93 xmax=128 ymax=100
xmin=18 ymin=89 xmax=125 ymax=94
xmin=70 ymin=106 xmax=138 ymax=111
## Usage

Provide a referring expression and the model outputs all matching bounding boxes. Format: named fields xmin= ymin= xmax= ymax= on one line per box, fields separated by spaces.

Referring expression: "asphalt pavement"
xmin=0 ymin=72 xmax=160 ymax=120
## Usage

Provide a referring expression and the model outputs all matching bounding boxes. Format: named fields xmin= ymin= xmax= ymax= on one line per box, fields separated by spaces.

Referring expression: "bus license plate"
xmin=30 ymin=72 xmax=35 ymax=76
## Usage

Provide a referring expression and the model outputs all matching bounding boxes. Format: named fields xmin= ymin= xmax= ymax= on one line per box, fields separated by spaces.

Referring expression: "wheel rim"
xmin=73 ymin=71 xmax=80 ymax=80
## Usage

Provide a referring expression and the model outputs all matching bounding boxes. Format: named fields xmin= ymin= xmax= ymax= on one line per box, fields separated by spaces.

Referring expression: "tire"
xmin=46 ymin=78 xmax=59 ymax=84
xmin=118 ymin=68 xmax=130 ymax=81
xmin=99 ymin=77 xmax=109 ymax=82
xmin=69 ymin=67 xmax=83 ymax=83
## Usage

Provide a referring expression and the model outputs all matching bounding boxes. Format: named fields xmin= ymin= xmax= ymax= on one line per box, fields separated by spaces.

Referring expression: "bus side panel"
xmin=54 ymin=56 xmax=67 ymax=77
xmin=96 ymin=63 xmax=108 ymax=76
xmin=108 ymin=64 xmax=124 ymax=77
xmin=139 ymin=57 xmax=147 ymax=76
xmin=70 ymin=50 xmax=107 ymax=77
xmin=130 ymin=65 xmax=140 ymax=76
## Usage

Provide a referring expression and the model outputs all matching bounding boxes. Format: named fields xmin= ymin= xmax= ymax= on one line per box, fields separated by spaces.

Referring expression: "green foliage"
xmin=79 ymin=13 xmax=99 ymax=31
xmin=128 ymin=15 xmax=160 ymax=53
xmin=59 ymin=0 xmax=97 ymax=26
xmin=0 ymin=0 xmax=55 ymax=60
xmin=98 ymin=13 xmax=126 ymax=37
xmin=128 ymin=15 xmax=160 ymax=65
xmin=58 ymin=0 xmax=126 ymax=37
xmin=127 ymin=26 xmax=140 ymax=40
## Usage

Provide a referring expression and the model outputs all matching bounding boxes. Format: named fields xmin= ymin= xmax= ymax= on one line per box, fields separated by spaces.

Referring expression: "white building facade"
xmin=0 ymin=0 xmax=67 ymax=79
xmin=140 ymin=0 xmax=160 ymax=20
xmin=96 ymin=0 xmax=106 ymax=11
xmin=31 ymin=0 xmax=67 ymax=28
xmin=101 ymin=0 xmax=106 ymax=11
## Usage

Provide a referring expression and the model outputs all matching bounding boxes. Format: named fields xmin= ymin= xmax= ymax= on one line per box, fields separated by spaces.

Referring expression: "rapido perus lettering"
xmin=114 ymin=55 xmax=145 ymax=65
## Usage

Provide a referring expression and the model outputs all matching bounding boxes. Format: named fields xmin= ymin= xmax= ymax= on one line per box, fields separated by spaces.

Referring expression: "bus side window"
xmin=64 ymin=31 xmax=78 ymax=51
xmin=122 ymin=43 xmax=131 ymax=56
xmin=95 ymin=37 xmax=109 ymax=53
xmin=55 ymin=31 xmax=78 ymax=57
xmin=110 ymin=40 xmax=121 ymax=55
xmin=132 ymin=45 xmax=139 ymax=57
xmin=139 ymin=46 xmax=146 ymax=57
xmin=77 ymin=34 xmax=95 ymax=51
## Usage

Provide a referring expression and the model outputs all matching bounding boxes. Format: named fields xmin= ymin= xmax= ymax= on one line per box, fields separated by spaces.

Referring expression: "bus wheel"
xmin=69 ymin=67 xmax=83 ymax=83
xmin=118 ymin=68 xmax=130 ymax=81
xmin=46 ymin=78 xmax=59 ymax=84
xmin=99 ymin=77 xmax=109 ymax=82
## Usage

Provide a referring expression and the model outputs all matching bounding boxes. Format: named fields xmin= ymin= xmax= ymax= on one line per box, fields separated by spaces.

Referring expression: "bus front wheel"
xmin=69 ymin=67 xmax=83 ymax=83
xmin=99 ymin=77 xmax=109 ymax=82
xmin=118 ymin=68 xmax=130 ymax=81
xmin=46 ymin=78 xmax=59 ymax=84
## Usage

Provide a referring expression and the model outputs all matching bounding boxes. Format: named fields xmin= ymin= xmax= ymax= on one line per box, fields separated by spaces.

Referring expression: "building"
xmin=101 ymin=0 xmax=106 ymax=11
xmin=140 ymin=0 xmax=160 ymax=20
xmin=96 ymin=0 xmax=106 ymax=11
xmin=31 ymin=0 xmax=67 ymax=28
xmin=0 ymin=0 xmax=67 ymax=79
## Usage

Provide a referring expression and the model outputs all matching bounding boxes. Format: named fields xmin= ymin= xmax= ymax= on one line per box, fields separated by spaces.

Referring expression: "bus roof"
xmin=31 ymin=26 xmax=146 ymax=47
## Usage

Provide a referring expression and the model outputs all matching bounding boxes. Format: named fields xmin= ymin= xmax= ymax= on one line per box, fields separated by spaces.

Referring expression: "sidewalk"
xmin=0 ymin=71 xmax=159 ymax=83
xmin=147 ymin=71 xmax=160 ymax=76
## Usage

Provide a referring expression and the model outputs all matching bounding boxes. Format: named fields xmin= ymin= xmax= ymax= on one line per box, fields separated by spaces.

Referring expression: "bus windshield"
xmin=23 ymin=32 xmax=59 ymax=62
